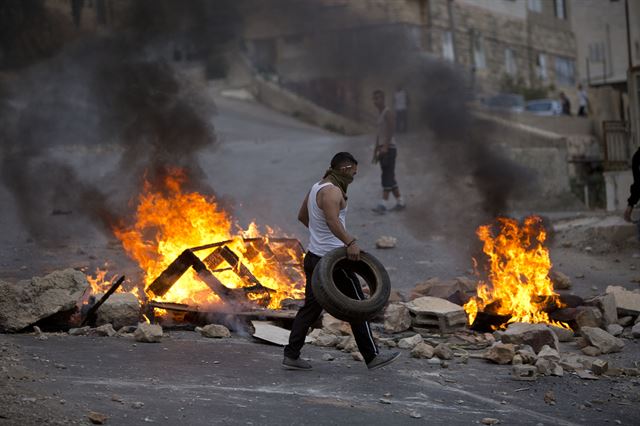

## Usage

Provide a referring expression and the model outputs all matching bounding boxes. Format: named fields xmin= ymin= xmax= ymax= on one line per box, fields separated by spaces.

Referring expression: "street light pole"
xmin=625 ymin=0 xmax=632 ymax=70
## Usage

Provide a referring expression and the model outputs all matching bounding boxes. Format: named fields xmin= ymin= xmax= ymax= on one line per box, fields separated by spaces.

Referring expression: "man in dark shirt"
xmin=624 ymin=147 xmax=640 ymax=237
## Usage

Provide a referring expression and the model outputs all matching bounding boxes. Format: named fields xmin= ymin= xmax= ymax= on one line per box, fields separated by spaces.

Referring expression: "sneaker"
xmin=282 ymin=356 xmax=312 ymax=370
xmin=366 ymin=351 xmax=400 ymax=370
xmin=390 ymin=203 xmax=406 ymax=212
xmin=371 ymin=204 xmax=387 ymax=215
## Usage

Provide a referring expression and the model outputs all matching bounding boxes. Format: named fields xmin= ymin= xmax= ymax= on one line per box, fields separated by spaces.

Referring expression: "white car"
xmin=525 ymin=99 xmax=562 ymax=116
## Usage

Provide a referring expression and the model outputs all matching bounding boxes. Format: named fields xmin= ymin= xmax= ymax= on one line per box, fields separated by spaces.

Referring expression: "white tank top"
xmin=307 ymin=181 xmax=347 ymax=256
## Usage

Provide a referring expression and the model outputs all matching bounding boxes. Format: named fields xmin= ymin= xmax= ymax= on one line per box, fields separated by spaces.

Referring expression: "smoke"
xmin=0 ymin=1 xmax=238 ymax=244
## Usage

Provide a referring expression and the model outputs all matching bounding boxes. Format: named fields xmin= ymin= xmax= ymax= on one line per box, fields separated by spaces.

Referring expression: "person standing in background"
xmin=577 ymin=84 xmax=589 ymax=117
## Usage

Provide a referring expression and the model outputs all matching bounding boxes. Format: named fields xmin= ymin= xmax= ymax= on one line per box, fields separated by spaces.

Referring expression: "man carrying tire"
xmin=283 ymin=152 xmax=400 ymax=371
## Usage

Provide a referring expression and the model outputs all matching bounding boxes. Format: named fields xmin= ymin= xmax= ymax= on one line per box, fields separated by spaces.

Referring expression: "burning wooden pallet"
xmin=146 ymin=237 xmax=304 ymax=311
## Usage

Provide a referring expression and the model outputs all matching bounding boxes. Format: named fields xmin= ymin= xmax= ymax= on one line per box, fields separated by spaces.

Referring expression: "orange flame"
xmin=113 ymin=168 xmax=304 ymax=309
xmin=463 ymin=216 xmax=568 ymax=329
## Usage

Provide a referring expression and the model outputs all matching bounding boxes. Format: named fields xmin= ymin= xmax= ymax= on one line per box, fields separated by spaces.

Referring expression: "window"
xmin=589 ymin=42 xmax=605 ymax=63
xmin=505 ymin=48 xmax=517 ymax=76
xmin=536 ymin=53 xmax=548 ymax=80
xmin=555 ymin=57 xmax=575 ymax=86
xmin=442 ymin=31 xmax=455 ymax=62
xmin=554 ymin=0 xmax=566 ymax=20
xmin=473 ymin=34 xmax=486 ymax=69
xmin=527 ymin=0 xmax=542 ymax=12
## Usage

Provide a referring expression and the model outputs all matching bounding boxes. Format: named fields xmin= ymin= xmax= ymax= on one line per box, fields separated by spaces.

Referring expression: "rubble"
xmin=606 ymin=324 xmax=623 ymax=337
xmin=310 ymin=330 xmax=340 ymax=347
xmin=94 ymin=324 xmax=117 ymax=337
xmin=591 ymin=359 xmax=608 ymax=375
xmin=88 ymin=411 xmax=108 ymax=425
xmin=197 ymin=324 xmax=230 ymax=338
xmin=134 ymin=323 xmax=163 ymax=343
xmin=580 ymin=327 xmax=624 ymax=354
xmin=321 ymin=353 xmax=335 ymax=361
xmin=618 ymin=316 xmax=634 ymax=326
xmin=410 ymin=277 xmax=476 ymax=300
xmin=549 ymin=270 xmax=571 ymax=290
xmin=535 ymin=358 xmax=556 ymax=376
xmin=606 ymin=286 xmax=640 ymax=316
xmin=484 ymin=343 xmax=515 ymax=365
xmin=0 ymin=269 xmax=89 ymax=332
xmin=383 ymin=303 xmax=411 ymax=333
xmin=69 ymin=326 xmax=91 ymax=336
xmin=351 ymin=352 xmax=364 ymax=362
xmin=585 ymin=294 xmax=618 ymax=325
xmin=434 ymin=343 xmax=454 ymax=360
xmin=410 ymin=342 xmax=434 ymax=359
xmin=322 ymin=314 xmax=351 ymax=336
xmin=500 ymin=322 xmax=559 ymax=352
xmin=397 ymin=333 xmax=423 ymax=349
xmin=511 ymin=364 xmax=537 ymax=381
xmin=632 ymin=323 xmax=640 ymax=338
xmin=548 ymin=325 xmax=574 ymax=342
xmin=575 ymin=307 xmax=603 ymax=329
xmin=375 ymin=236 xmax=397 ymax=249
xmin=516 ymin=346 xmax=537 ymax=364
xmin=537 ymin=345 xmax=560 ymax=362
xmin=581 ymin=346 xmax=601 ymax=357
xmin=95 ymin=293 xmax=141 ymax=330
xmin=405 ymin=296 xmax=467 ymax=333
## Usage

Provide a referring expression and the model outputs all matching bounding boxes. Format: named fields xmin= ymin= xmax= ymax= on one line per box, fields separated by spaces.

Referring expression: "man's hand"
xmin=624 ymin=205 xmax=634 ymax=222
xmin=347 ymin=241 xmax=361 ymax=261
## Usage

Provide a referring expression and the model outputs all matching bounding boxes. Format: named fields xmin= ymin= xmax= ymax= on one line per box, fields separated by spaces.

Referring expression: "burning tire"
xmin=311 ymin=248 xmax=391 ymax=322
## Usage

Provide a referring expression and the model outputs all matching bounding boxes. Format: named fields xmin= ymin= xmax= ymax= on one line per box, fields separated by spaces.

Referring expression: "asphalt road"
xmin=1 ymin=93 xmax=640 ymax=425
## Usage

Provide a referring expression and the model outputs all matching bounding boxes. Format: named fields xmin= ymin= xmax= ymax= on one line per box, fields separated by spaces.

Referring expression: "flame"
xmin=463 ymin=216 xmax=568 ymax=329
xmin=113 ymin=168 xmax=304 ymax=309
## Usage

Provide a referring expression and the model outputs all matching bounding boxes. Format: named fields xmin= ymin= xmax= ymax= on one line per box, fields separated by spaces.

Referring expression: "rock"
xmin=606 ymin=285 xmax=640 ymax=316
xmin=516 ymin=345 xmax=537 ymax=364
xmin=581 ymin=327 xmax=625 ymax=354
xmin=551 ymin=363 xmax=564 ymax=377
xmin=340 ymin=337 xmax=358 ymax=353
xmin=618 ymin=316 xmax=634 ymax=326
xmin=511 ymin=364 xmax=536 ymax=381
xmin=481 ymin=418 xmax=500 ymax=425
xmin=410 ymin=342 xmax=434 ymax=359
xmin=131 ymin=401 xmax=144 ymax=409
xmin=321 ymin=353 xmax=335 ymax=361
xmin=410 ymin=278 xmax=468 ymax=300
xmin=581 ymin=346 xmax=601 ymax=357
xmin=500 ymin=322 xmax=559 ymax=352
xmin=548 ymin=325 xmax=574 ymax=342
xmin=69 ymin=326 xmax=91 ymax=336
xmin=197 ymin=324 xmax=230 ymax=338
xmin=535 ymin=358 xmax=553 ymax=376
xmin=375 ymin=236 xmax=397 ymax=249
xmin=88 ymin=411 xmax=108 ymax=424
xmin=434 ymin=343 xmax=454 ymax=360
xmin=383 ymin=303 xmax=411 ymax=333
xmin=575 ymin=307 xmax=603 ymax=329
xmin=117 ymin=325 xmax=137 ymax=335
xmin=134 ymin=323 xmax=163 ymax=343
xmin=94 ymin=324 xmax=117 ymax=337
xmin=484 ymin=343 xmax=515 ymax=365
xmin=322 ymin=314 xmax=351 ymax=336
xmin=427 ymin=357 xmax=441 ymax=365
xmin=560 ymin=354 xmax=594 ymax=372
xmin=0 ymin=269 xmax=89 ymax=332
xmin=95 ymin=293 xmax=140 ymax=330
xmin=397 ymin=334 xmax=423 ymax=349
xmin=606 ymin=324 xmax=623 ymax=337
xmin=405 ymin=296 xmax=467 ymax=332
xmin=311 ymin=331 xmax=341 ymax=347
xmin=549 ymin=270 xmax=571 ymax=290
xmin=387 ymin=290 xmax=405 ymax=304
xmin=351 ymin=352 xmax=364 ymax=362
xmin=544 ymin=390 xmax=556 ymax=405
xmin=591 ymin=359 xmax=608 ymax=375
xmin=576 ymin=369 xmax=599 ymax=380
xmin=511 ymin=354 xmax=523 ymax=365
xmin=537 ymin=345 xmax=560 ymax=361
xmin=574 ymin=336 xmax=589 ymax=349
xmin=585 ymin=294 xmax=618 ymax=325
xmin=631 ymin=323 xmax=640 ymax=338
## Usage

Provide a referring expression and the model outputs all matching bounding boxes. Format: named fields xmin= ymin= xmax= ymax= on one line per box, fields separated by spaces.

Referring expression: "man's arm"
xmin=298 ymin=191 xmax=310 ymax=228
xmin=319 ymin=186 xmax=360 ymax=260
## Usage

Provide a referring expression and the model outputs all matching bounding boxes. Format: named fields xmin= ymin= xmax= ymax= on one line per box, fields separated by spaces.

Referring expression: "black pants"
xmin=284 ymin=252 xmax=379 ymax=363
xmin=379 ymin=147 xmax=398 ymax=191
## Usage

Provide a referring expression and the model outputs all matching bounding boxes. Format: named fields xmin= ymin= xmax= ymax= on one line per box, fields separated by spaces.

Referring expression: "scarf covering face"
xmin=323 ymin=169 xmax=353 ymax=199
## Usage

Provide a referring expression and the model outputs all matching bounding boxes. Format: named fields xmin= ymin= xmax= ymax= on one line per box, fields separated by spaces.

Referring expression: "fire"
xmin=463 ymin=216 xmax=568 ymax=329
xmin=113 ymin=168 xmax=304 ymax=309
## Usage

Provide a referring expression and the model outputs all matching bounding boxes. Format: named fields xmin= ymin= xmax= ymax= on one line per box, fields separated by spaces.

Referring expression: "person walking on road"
xmin=624 ymin=147 xmax=640 ymax=240
xmin=283 ymin=152 xmax=400 ymax=371
xmin=372 ymin=90 xmax=406 ymax=214
xmin=393 ymin=86 xmax=408 ymax=133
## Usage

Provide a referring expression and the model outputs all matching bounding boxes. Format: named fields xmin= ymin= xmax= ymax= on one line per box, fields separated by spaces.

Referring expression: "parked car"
xmin=482 ymin=93 xmax=525 ymax=113
xmin=525 ymin=99 xmax=562 ymax=116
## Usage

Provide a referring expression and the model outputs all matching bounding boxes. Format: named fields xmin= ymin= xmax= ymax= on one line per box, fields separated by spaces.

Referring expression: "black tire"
xmin=311 ymin=248 xmax=391 ymax=322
